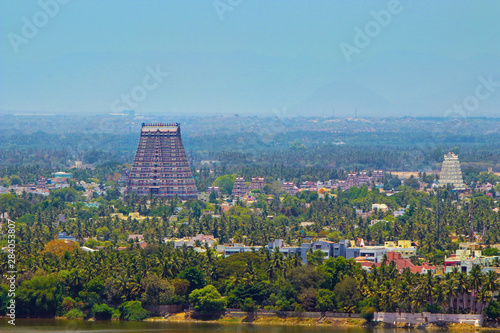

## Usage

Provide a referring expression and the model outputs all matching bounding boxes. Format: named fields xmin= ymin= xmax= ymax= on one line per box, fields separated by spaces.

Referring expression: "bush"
xmin=118 ymin=301 xmax=149 ymax=321
xmin=93 ymin=303 xmax=114 ymax=320
xmin=0 ymin=285 xmax=9 ymax=316
xmin=483 ymin=247 xmax=500 ymax=256
xmin=361 ymin=306 xmax=376 ymax=322
xmin=65 ymin=308 xmax=85 ymax=319
xmin=485 ymin=300 xmax=500 ymax=322
xmin=112 ymin=308 xmax=121 ymax=319
xmin=240 ymin=298 xmax=256 ymax=313
xmin=61 ymin=297 xmax=77 ymax=314
xmin=84 ymin=239 xmax=101 ymax=249
xmin=189 ymin=285 xmax=227 ymax=315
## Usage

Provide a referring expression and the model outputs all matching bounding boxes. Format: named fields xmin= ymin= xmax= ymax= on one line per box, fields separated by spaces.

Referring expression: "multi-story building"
xmin=248 ymin=177 xmax=265 ymax=191
xmin=357 ymin=246 xmax=387 ymax=263
xmin=384 ymin=240 xmax=417 ymax=258
xmin=127 ymin=123 xmax=198 ymax=199
xmin=232 ymin=177 xmax=248 ymax=197
xmin=372 ymin=170 xmax=384 ymax=182
xmin=300 ymin=181 xmax=316 ymax=190
xmin=207 ymin=186 xmax=221 ymax=196
xmin=268 ymin=239 xmax=360 ymax=264
xmin=444 ymin=246 xmax=500 ymax=274
xmin=357 ymin=171 xmax=370 ymax=186
xmin=37 ymin=177 xmax=47 ymax=189
xmin=346 ymin=173 xmax=358 ymax=188
xmin=283 ymin=181 xmax=298 ymax=195
xmin=337 ymin=180 xmax=348 ymax=191
xmin=118 ymin=168 xmax=129 ymax=186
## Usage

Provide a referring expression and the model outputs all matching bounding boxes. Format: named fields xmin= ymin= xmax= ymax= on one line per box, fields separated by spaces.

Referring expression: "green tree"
xmin=316 ymin=289 xmax=336 ymax=313
xmin=93 ymin=303 xmax=114 ymax=320
xmin=141 ymin=274 xmax=174 ymax=305
xmin=17 ymin=275 xmax=61 ymax=317
xmin=118 ymin=301 xmax=149 ymax=321
xmin=485 ymin=300 xmax=500 ymax=322
xmin=178 ymin=267 xmax=206 ymax=292
xmin=361 ymin=306 xmax=376 ymax=322
xmin=213 ymin=175 xmax=236 ymax=195
xmin=307 ymin=250 xmax=326 ymax=266
xmin=51 ymin=187 xmax=81 ymax=202
xmin=9 ymin=175 xmax=22 ymax=185
xmin=334 ymin=276 xmax=360 ymax=312
xmin=241 ymin=297 xmax=256 ymax=313
xmin=483 ymin=247 xmax=500 ymax=256
xmin=189 ymin=285 xmax=227 ymax=315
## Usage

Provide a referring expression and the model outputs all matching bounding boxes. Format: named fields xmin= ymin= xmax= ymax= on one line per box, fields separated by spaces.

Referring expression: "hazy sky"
xmin=1 ymin=1 xmax=499 ymax=117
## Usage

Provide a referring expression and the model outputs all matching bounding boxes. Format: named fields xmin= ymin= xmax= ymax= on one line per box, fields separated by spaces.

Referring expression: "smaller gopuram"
xmin=439 ymin=152 xmax=466 ymax=190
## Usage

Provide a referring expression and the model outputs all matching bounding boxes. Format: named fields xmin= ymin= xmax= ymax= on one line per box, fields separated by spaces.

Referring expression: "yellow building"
xmin=384 ymin=240 xmax=416 ymax=258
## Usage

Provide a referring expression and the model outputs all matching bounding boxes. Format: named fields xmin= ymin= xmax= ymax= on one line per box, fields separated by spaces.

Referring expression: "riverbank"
xmin=146 ymin=313 xmax=490 ymax=331
xmin=148 ymin=313 xmax=366 ymax=327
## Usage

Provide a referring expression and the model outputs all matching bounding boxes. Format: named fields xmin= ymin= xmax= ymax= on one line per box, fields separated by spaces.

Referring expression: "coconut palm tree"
xmin=468 ymin=265 xmax=483 ymax=313
xmin=444 ymin=274 xmax=458 ymax=312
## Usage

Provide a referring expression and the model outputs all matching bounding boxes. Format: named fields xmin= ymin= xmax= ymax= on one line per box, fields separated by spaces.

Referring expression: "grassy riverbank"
xmin=148 ymin=312 xmax=365 ymax=327
xmin=146 ymin=312 xmax=493 ymax=331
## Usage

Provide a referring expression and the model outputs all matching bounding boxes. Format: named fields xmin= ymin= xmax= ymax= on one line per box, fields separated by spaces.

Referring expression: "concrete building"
xmin=357 ymin=246 xmax=387 ymax=263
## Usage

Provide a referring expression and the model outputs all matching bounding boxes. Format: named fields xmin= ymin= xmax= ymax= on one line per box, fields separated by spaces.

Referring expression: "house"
xmin=356 ymin=246 xmax=387 ymax=263
xmin=394 ymin=207 xmax=407 ymax=217
xmin=372 ymin=203 xmax=388 ymax=211
xmin=387 ymin=252 xmax=436 ymax=274
xmin=58 ymin=232 xmax=77 ymax=242
xmin=370 ymin=219 xmax=388 ymax=227
xmin=384 ymin=240 xmax=417 ymax=258
xmin=128 ymin=234 xmax=144 ymax=241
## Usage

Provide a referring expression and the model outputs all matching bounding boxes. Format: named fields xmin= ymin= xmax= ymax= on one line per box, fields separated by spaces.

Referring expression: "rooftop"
xmin=141 ymin=123 xmax=179 ymax=132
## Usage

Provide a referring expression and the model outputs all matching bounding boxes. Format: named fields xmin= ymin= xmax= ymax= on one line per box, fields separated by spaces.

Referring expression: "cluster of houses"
xmin=444 ymin=242 xmax=500 ymax=275
xmin=161 ymin=234 xmax=437 ymax=274
xmin=160 ymin=235 xmax=500 ymax=276
xmin=205 ymin=171 xmax=390 ymax=200
xmin=0 ymin=172 xmax=72 ymax=196
xmin=204 ymin=170 xmax=498 ymax=200
xmin=0 ymin=171 xmax=116 ymax=200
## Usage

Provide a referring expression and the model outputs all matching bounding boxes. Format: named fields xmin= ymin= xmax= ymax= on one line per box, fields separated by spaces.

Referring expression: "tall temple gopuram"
xmin=127 ymin=123 xmax=198 ymax=199
xmin=439 ymin=152 xmax=466 ymax=190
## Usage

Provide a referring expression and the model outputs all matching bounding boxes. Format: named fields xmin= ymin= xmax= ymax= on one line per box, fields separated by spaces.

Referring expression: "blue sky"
xmin=1 ymin=0 xmax=499 ymax=116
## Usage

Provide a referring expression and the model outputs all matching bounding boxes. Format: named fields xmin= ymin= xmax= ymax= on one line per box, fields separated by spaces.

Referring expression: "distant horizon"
xmin=2 ymin=111 xmax=500 ymax=120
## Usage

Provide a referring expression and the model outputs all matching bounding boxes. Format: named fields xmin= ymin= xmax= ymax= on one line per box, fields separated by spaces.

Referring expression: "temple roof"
xmin=141 ymin=123 xmax=179 ymax=132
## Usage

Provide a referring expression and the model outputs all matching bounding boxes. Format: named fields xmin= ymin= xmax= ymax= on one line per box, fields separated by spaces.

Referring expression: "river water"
xmin=0 ymin=319 xmax=403 ymax=333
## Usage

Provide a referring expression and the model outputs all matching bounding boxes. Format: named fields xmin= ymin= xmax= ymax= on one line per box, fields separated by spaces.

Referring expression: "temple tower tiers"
xmin=439 ymin=152 xmax=466 ymax=190
xmin=232 ymin=177 xmax=248 ymax=197
xmin=127 ymin=123 xmax=198 ymax=199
